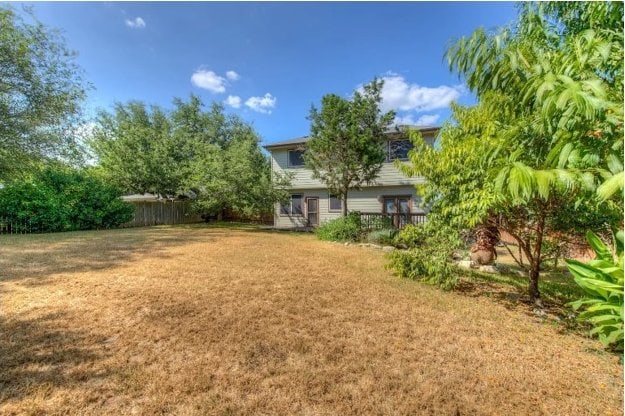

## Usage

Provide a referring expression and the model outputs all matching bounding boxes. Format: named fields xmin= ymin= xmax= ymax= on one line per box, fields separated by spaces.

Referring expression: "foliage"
xmin=399 ymin=2 xmax=625 ymax=302
xmin=567 ymin=230 xmax=624 ymax=351
xmin=315 ymin=213 xmax=363 ymax=242
xmin=388 ymin=223 xmax=463 ymax=289
xmin=0 ymin=165 xmax=133 ymax=232
xmin=447 ymin=2 xmax=623 ymax=202
xmin=184 ymin=110 xmax=291 ymax=218
xmin=366 ymin=228 xmax=397 ymax=246
xmin=90 ymin=96 xmax=290 ymax=218
xmin=0 ymin=6 xmax=87 ymax=180
xmin=90 ymin=101 xmax=187 ymax=198
xmin=305 ymin=79 xmax=396 ymax=215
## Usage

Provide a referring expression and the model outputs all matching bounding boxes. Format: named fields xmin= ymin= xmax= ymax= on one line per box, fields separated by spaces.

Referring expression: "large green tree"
xmin=401 ymin=2 xmax=623 ymax=304
xmin=0 ymin=6 xmax=87 ymax=180
xmin=186 ymin=121 xmax=290 ymax=219
xmin=90 ymin=96 xmax=290 ymax=219
xmin=305 ymin=79 xmax=396 ymax=216
xmin=90 ymin=101 xmax=184 ymax=198
xmin=447 ymin=2 xmax=623 ymax=201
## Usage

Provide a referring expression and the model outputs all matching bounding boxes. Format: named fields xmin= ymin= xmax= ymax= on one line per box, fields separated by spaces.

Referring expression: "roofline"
xmin=263 ymin=126 xmax=440 ymax=150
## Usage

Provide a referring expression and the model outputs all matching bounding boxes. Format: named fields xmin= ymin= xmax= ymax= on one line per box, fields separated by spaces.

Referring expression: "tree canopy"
xmin=305 ymin=79 xmax=396 ymax=216
xmin=90 ymin=96 xmax=290 ymax=219
xmin=400 ymin=2 xmax=624 ymax=303
xmin=0 ymin=6 xmax=87 ymax=180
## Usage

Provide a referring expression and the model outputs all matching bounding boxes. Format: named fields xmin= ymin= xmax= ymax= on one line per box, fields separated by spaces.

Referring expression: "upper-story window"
xmin=288 ymin=150 xmax=305 ymax=167
xmin=387 ymin=139 xmax=413 ymax=161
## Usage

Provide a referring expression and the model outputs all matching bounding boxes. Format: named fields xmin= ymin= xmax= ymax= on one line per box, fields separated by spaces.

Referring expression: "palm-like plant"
xmin=567 ymin=231 xmax=624 ymax=351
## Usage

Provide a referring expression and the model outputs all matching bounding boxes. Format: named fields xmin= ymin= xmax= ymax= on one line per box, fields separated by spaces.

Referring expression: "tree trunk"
xmin=528 ymin=206 xmax=547 ymax=305
xmin=341 ymin=191 xmax=348 ymax=217
xmin=528 ymin=262 xmax=541 ymax=304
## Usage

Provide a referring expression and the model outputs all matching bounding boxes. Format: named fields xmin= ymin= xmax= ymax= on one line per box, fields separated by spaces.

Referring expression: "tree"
xmin=305 ymin=79 xmax=396 ymax=216
xmin=186 ymin=121 xmax=291 ymax=219
xmin=90 ymin=95 xmax=290 ymax=219
xmin=434 ymin=2 xmax=624 ymax=303
xmin=90 ymin=101 xmax=184 ymax=198
xmin=0 ymin=6 xmax=87 ymax=180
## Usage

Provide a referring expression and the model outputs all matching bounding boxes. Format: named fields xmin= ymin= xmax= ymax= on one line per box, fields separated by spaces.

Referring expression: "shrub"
xmin=315 ymin=212 xmax=363 ymax=242
xmin=387 ymin=223 xmax=463 ymax=289
xmin=566 ymin=230 xmax=624 ymax=351
xmin=366 ymin=228 xmax=397 ymax=245
xmin=0 ymin=165 xmax=134 ymax=232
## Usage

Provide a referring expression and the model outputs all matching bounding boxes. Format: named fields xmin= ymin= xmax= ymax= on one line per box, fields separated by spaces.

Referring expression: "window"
xmin=387 ymin=139 xmax=413 ymax=161
xmin=328 ymin=193 xmax=342 ymax=212
xmin=280 ymin=194 xmax=303 ymax=215
xmin=288 ymin=150 xmax=305 ymax=167
xmin=383 ymin=196 xmax=411 ymax=214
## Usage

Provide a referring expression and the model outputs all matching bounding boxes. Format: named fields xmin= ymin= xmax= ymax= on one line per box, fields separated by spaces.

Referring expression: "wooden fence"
xmin=123 ymin=200 xmax=203 ymax=227
xmin=0 ymin=217 xmax=49 ymax=234
xmin=358 ymin=212 xmax=427 ymax=230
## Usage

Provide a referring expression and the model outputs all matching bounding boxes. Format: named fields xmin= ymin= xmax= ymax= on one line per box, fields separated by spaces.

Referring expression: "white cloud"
xmin=245 ymin=93 xmax=276 ymax=114
xmin=393 ymin=113 xmax=440 ymax=127
xmin=415 ymin=114 xmax=440 ymax=126
xmin=364 ymin=74 xmax=463 ymax=113
xmin=191 ymin=70 xmax=227 ymax=93
xmin=225 ymin=95 xmax=242 ymax=109
xmin=125 ymin=17 xmax=146 ymax=29
xmin=226 ymin=70 xmax=240 ymax=81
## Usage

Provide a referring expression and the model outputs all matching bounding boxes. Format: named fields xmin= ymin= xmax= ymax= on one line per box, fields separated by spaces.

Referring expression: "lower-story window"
xmin=280 ymin=194 xmax=303 ymax=215
xmin=328 ymin=193 xmax=342 ymax=212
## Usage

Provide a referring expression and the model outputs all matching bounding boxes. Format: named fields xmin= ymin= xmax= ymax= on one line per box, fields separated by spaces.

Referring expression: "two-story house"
xmin=264 ymin=126 xmax=439 ymax=229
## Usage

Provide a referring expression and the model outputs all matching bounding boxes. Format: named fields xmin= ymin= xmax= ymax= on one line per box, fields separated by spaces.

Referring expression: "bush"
xmin=315 ymin=212 xmax=363 ymax=242
xmin=387 ymin=223 xmax=463 ymax=289
xmin=566 ymin=230 xmax=624 ymax=351
xmin=0 ymin=165 xmax=134 ymax=232
xmin=366 ymin=228 xmax=397 ymax=245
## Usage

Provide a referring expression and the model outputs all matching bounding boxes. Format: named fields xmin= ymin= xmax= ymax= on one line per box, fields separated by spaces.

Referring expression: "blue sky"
xmin=17 ymin=2 xmax=517 ymax=146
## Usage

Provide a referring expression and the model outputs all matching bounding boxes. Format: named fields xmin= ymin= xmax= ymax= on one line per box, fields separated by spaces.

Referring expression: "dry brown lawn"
xmin=1 ymin=224 xmax=622 ymax=415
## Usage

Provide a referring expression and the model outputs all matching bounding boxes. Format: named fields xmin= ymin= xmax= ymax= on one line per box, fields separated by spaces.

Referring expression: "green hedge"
xmin=0 ymin=165 xmax=134 ymax=232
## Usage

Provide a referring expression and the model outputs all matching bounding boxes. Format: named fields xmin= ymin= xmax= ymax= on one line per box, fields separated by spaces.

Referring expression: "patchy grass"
xmin=1 ymin=224 xmax=622 ymax=415
xmin=458 ymin=247 xmax=587 ymax=316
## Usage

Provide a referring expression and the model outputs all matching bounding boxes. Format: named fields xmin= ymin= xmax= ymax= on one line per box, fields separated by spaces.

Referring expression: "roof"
xmin=263 ymin=125 xmax=440 ymax=149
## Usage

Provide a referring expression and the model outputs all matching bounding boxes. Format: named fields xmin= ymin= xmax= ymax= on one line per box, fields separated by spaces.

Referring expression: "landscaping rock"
xmin=370 ymin=244 xmax=383 ymax=250
xmin=479 ymin=265 xmax=499 ymax=274
xmin=457 ymin=260 xmax=474 ymax=269
xmin=382 ymin=246 xmax=396 ymax=252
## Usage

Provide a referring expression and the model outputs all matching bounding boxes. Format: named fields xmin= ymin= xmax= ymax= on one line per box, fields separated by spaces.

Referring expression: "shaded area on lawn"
xmin=0 ymin=224 xmax=253 ymax=283
xmin=0 ymin=312 xmax=112 ymax=404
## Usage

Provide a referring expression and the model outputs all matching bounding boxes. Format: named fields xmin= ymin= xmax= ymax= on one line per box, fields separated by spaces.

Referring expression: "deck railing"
xmin=358 ymin=212 xmax=426 ymax=230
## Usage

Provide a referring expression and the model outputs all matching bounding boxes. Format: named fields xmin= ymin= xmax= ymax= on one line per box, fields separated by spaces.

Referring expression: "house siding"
xmin=269 ymin=134 xmax=434 ymax=190
xmin=268 ymin=130 xmax=436 ymax=229
xmin=273 ymin=185 xmax=424 ymax=229
xmin=271 ymin=155 xmax=425 ymax=189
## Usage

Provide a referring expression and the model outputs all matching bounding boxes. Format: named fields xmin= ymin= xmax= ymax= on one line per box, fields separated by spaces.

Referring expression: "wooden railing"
xmin=358 ymin=212 xmax=426 ymax=230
